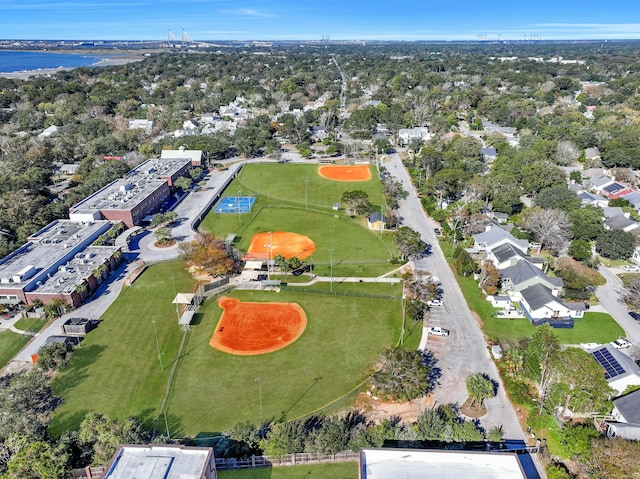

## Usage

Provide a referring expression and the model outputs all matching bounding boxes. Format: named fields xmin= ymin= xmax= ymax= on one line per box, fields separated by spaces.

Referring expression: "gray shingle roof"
xmin=602 ymin=207 xmax=625 ymax=219
xmin=520 ymin=283 xmax=562 ymax=311
xmin=491 ymin=243 xmax=527 ymax=263
xmin=621 ymin=191 xmax=640 ymax=208
xmin=589 ymin=174 xmax=614 ymax=188
xmin=605 ymin=214 xmax=637 ymax=230
xmin=501 ymin=260 xmax=564 ymax=289
xmin=613 ymin=389 xmax=640 ymax=425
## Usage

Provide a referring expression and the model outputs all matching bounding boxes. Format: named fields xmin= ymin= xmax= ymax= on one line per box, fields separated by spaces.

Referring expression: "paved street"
xmin=386 ymin=152 xmax=526 ymax=441
xmin=596 ymin=265 xmax=640 ymax=345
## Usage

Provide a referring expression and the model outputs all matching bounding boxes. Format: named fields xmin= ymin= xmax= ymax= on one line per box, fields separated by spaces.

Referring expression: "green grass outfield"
xmin=50 ymin=261 xmax=419 ymax=437
xmin=218 ymin=462 xmax=357 ymax=479
xmin=201 ymin=163 xmax=397 ymax=277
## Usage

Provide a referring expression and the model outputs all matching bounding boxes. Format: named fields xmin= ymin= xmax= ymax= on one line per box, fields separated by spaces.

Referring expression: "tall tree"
xmin=393 ymin=227 xmax=426 ymax=261
xmin=341 ymin=190 xmax=372 ymax=216
xmin=523 ymin=207 xmax=572 ymax=254
xmin=370 ymin=348 xmax=438 ymax=401
xmin=179 ymin=232 xmax=235 ymax=276
xmin=465 ymin=373 xmax=495 ymax=407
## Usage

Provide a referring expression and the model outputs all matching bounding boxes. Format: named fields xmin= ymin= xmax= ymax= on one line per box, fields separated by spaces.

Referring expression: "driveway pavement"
xmin=596 ymin=265 xmax=640 ymax=345
xmin=386 ymin=152 xmax=525 ymax=442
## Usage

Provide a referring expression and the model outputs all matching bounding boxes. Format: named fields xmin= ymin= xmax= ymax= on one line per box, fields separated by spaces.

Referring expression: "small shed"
xmin=61 ymin=317 xmax=96 ymax=336
xmin=367 ymin=212 xmax=387 ymax=231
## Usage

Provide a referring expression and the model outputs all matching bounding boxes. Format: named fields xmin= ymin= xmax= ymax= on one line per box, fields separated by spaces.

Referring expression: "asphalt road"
xmin=596 ymin=265 xmax=640 ymax=345
xmin=386 ymin=152 xmax=525 ymax=441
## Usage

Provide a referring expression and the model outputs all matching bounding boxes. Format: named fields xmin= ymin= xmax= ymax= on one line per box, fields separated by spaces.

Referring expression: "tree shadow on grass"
xmin=54 ymin=344 xmax=106 ymax=392
xmin=49 ymin=408 xmax=90 ymax=437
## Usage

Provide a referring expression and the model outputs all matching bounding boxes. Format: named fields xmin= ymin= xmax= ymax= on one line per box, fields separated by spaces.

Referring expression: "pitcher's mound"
xmin=210 ymin=297 xmax=307 ymax=355
xmin=318 ymin=164 xmax=371 ymax=181
xmin=246 ymin=231 xmax=315 ymax=260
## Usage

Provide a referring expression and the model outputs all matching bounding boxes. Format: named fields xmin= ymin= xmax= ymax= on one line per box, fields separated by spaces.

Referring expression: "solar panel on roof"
xmin=592 ymin=347 xmax=626 ymax=379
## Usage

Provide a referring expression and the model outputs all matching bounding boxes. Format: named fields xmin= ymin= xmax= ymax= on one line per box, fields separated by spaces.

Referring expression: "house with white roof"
xmin=472 ymin=225 xmax=529 ymax=254
xmin=128 ymin=119 xmax=154 ymax=133
xmin=398 ymin=127 xmax=431 ymax=145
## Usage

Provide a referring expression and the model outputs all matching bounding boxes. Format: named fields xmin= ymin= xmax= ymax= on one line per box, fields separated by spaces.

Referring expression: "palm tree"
xmin=466 ymin=373 xmax=495 ymax=408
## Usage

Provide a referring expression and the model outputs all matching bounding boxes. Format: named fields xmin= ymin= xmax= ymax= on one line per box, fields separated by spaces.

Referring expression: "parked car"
xmin=427 ymin=326 xmax=450 ymax=337
xmin=427 ymin=299 xmax=444 ymax=307
xmin=630 ymin=312 xmax=640 ymax=321
xmin=611 ymin=338 xmax=632 ymax=349
xmin=624 ymin=265 xmax=639 ymax=272
xmin=434 ymin=228 xmax=442 ymax=236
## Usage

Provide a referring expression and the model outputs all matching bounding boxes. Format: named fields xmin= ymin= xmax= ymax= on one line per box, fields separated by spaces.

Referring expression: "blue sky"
xmin=2 ymin=0 xmax=640 ymax=41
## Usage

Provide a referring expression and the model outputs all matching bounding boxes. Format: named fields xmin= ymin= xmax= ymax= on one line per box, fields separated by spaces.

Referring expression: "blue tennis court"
xmin=214 ymin=196 xmax=256 ymax=214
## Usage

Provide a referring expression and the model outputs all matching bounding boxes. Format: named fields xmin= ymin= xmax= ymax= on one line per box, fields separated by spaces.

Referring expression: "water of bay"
xmin=0 ymin=50 xmax=101 ymax=73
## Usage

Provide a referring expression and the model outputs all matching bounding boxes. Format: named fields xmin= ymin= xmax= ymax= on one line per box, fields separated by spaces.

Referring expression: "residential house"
xmin=585 ymin=147 xmax=601 ymax=161
xmin=605 ymin=214 xmax=639 ymax=233
xmin=578 ymin=191 xmax=608 ymax=208
xmin=601 ymin=182 xmax=633 ymax=200
xmin=501 ymin=260 xmax=563 ymax=294
xmin=128 ymin=119 xmax=154 ymax=133
xmin=485 ymin=243 xmax=543 ymax=270
xmin=472 ymin=225 xmax=529 ymax=254
xmin=519 ymin=283 xmax=586 ymax=327
xmin=367 ymin=212 xmax=386 ymax=231
xmin=586 ymin=174 xmax=614 ymax=192
xmin=602 ymin=206 xmax=625 ymax=219
xmin=590 ymin=344 xmax=640 ymax=395
xmin=620 ymin=190 xmax=640 ymax=210
xmin=632 ymin=246 xmax=640 ymax=266
xmin=398 ymin=127 xmax=431 ymax=145
xmin=310 ymin=125 xmax=329 ymax=142
xmin=607 ymin=389 xmax=640 ymax=439
xmin=37 ymin=125 xmax=58 ymax=139
xmin=480 ymin=147 xmax=497 ymax=162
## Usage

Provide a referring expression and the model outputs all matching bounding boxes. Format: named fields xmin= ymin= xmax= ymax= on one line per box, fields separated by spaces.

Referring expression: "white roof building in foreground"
xmin=103 ymin=445 xmax=217 ymax=479
xmin=359 ymin=448 xmax=527 ymax=479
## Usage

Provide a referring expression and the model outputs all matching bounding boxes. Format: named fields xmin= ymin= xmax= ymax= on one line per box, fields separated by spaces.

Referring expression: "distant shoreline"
xmin=0 ymin=52 xmax=147 ymax=79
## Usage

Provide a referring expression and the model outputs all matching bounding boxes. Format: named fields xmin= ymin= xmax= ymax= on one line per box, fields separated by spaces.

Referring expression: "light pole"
xmin=171 ymin=275 xmax=180 ymax=323
xmin=256 ymin=377 xmax=264 ymax=438
xmin=329 ymin=229 xmax=334 ymax=292
xmin=152 ymin=317 xmax=164 ymax=371
xmin=304 ymin=177 xmax=309 ymax=210
xmin=401 ymin=292 xmax=406 ymax=346
xmin=264 ymin=231 xmax=273 ymax=280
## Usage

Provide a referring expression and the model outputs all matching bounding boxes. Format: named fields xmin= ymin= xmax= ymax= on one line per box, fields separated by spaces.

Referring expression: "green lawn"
xmin=50 ymin=261 xmax=414 ymax=438
xmin=218 ymin=462 xmax=357 ymax=479
xmin=14 ymin=317 xmax=48 ymax=333
xmin=441 ymin=240 xmax=623 ymax=344
xmin=0 ymin=330 xmax=31 ymax=368
xmin=200 ymin=163 xmax=397 ymax=277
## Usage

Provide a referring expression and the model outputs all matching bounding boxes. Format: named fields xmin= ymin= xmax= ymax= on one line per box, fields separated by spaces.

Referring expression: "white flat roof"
xmin=104 ymin=445 xmax=213 ymax=479
xmin=360 ymin=449 xmax=527 ymax=479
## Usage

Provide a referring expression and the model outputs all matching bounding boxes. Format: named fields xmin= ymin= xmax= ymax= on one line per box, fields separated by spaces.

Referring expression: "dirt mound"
xmin=318 ymin=164 xmax=372 ymax=181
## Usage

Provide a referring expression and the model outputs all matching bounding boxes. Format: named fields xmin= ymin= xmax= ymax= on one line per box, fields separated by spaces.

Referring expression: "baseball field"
xmin=49 ymin=162 xmax=417 ymax=438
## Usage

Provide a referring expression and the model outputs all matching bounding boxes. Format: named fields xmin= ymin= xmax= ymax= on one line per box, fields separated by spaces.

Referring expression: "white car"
xmin=611 ymin=338 xmax=632 ymax=349
xmin=427 ymin=299 xmax=443 ymax=307
xmin=427 ymin=326 xmax=450 ymax=337
xmin=623 ymin=265 xmax=639 ymax=272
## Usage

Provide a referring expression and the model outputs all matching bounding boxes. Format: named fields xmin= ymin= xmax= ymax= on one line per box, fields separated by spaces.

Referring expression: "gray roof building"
xmin=473 ymin=226 xmax=529 ymax=253
xmin=613 ymin=389 xmax=640 ymax=425
xmin=621 ymin=191 xmax=640 ymax=209
xmin=501 ymin=260 xmax=563 ymax=293
xmin=602 ymin=206 xmax=625 ymax=219
xmin=587 ymin=174 xmax=614 ymax=189
xmin=605 ymin=214 xmax=639 ymax=232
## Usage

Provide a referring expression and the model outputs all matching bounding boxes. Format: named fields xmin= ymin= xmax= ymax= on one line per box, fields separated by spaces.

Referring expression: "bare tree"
xmin=622 ymin=276 xmax=640 ymax=312
xmin=556 ymin=140 xmax=580 ymax=166
xmin=523 ymin=207 xmax=572 ymax=254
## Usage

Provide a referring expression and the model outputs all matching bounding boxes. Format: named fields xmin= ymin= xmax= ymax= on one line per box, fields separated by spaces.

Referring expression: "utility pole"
xmin=330 ymin=230 xmax=334 ymax=291
xmin=152 ymin=317 xmax=164 ymax=371
xmin=304 ymin=177 xmax=309 ymax=210
xmin=171 ymin=275 xmax=180 ymax=323
xmin=256 ymin=377 xmax=264 ymax=438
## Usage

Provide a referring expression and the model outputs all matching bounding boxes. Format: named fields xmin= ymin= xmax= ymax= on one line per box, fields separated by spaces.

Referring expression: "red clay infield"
xmin=318 ymin=164 xmax=372 ymax=181
xmin=246 ymin=231 xmax=315 ymax=260
xmin=210 ymin=297 xmax=307 ymax=355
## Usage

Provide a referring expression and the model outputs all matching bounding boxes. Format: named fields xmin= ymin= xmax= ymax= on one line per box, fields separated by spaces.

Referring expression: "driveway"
xmin=386 ymin=152 xmax=525 ymax=441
